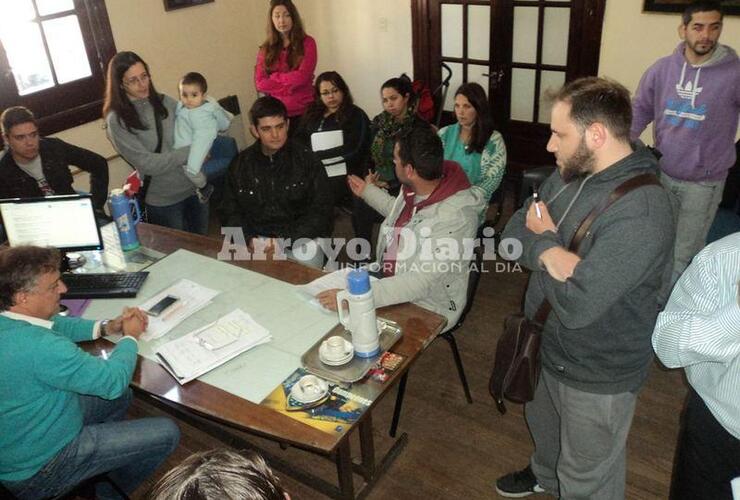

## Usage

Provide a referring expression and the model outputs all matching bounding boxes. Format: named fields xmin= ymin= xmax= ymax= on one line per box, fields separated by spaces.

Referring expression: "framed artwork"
xmin=163 ymin=0 xmax=215 ymax=12
xmin=643 ymin=0 xmax=740 ymax=15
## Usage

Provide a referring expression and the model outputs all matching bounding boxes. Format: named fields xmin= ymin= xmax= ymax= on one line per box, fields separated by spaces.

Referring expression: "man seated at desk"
xmin=0 ymin=246 xmax=180 ymax=499
xmin=317 ymin=126 xmax=485 ymax=329
xmin=0 ymin=106 xmax=109 ymax=218
xmin=220 ymin=96 xmax=332 ymax=269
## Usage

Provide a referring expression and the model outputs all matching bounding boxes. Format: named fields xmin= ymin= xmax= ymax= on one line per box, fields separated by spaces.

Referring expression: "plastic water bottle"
xmin=108 ymin=188 xmax=141 ymax=251
xmin=336 ymin=269 xmax=380 ymax=358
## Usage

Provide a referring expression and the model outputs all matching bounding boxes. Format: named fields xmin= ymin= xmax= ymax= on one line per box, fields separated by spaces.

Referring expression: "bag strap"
xmin=531 ymin=172 xmax=662 ymax=325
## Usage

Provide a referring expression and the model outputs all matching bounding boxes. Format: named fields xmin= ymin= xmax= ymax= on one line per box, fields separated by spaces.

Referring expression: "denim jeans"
xmin=3 ymin=389 xmax=180 ymax=499
xmin=147 ymin=194 xmax=209 ymax=235
xmin=202 ymin=135 xmax=238 ymax=182
xmin=660 ymin=173 xmax=725 ymax=286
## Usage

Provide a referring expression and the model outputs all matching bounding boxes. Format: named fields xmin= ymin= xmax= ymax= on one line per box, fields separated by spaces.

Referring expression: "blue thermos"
xmin=108 ymin=188 xmax=141 ymax=251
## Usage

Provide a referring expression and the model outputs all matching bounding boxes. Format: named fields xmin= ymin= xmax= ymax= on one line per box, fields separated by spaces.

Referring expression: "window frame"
xmin=0 ymin=0 xmax=117 ymax=136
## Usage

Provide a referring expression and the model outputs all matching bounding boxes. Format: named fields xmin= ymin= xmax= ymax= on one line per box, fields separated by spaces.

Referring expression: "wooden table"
xmin=86 ymin=223 xmax=447 ymax=499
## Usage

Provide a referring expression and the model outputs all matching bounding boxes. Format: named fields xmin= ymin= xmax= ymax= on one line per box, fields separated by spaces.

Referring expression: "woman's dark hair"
xmin=381 ymin=74 xmax=416 ymax=108
xmin=103 ymin=51 xmax=168 ymax=131
xmin=455 ymin=82 xmax=494 ymax=154
xmin=302 ymin=71 xmax=354 ymax=125
xmin=180 ymin=72 xmax=208 ymax=93
xmin=0 ymin=246 xmax=60 ymax=311
xmin=260 ymin=0 xmax=306 ymax=72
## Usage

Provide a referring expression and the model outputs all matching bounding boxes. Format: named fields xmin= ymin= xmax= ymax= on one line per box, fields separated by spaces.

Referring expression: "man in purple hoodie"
xmin=631 ymin=1 xmax=740 ymax=286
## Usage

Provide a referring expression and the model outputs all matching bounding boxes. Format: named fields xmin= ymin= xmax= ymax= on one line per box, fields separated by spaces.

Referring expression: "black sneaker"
xmin=196 ymin=184 xmax=214 ymax=204
xmin=495 ymin=465 xmax=546 ymax=498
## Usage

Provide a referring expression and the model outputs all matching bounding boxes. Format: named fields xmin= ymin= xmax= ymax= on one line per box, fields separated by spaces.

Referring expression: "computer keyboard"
xmin=61 ymin=272 xmax=149 ymax=299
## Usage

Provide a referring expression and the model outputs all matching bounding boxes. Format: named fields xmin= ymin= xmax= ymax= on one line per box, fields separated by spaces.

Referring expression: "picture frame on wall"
xmin=163 ymin=0 xmax=215 ymax=12
xmin=643 ymin=0 xmax=740 ymax=15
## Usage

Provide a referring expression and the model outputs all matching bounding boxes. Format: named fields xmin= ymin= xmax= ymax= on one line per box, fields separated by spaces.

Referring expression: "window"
xmin=0 ymin=0 xmax=116 ymax=135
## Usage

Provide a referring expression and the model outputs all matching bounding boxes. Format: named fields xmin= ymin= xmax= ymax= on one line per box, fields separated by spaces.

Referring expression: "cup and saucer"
xmin=289 ymin=374 xmax=329 ymax=405
xmin=319 ymin=335 xmax=354 ymax=366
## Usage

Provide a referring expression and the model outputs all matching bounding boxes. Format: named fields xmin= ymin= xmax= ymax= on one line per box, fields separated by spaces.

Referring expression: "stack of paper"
xmin=155 ymin=309 xmax=272 ymax=384
xmin=295 ymin=268 xmax=378 ymax=311
xmin=140 ymin=279 xmax=220 ymax=341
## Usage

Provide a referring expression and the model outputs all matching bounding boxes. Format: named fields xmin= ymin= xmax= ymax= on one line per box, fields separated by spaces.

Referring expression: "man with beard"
xmin=496 ymin=77 xmax=676 ymax=499
xmin=631 ymin=1 xmax=739 ymax=286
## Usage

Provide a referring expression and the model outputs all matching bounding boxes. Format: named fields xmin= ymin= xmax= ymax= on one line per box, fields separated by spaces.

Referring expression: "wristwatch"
xmin=100 ymin=319 xmax=110 ymax=337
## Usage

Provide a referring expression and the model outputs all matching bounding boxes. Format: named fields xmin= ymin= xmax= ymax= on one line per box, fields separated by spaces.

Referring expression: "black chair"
xmin=389 ymin=220 xmax=489 ymax=438
xmin=517 ymin=165 xmax=556 ymax=208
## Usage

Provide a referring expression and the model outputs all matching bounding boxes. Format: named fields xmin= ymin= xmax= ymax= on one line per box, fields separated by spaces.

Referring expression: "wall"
xmin=54 ymin=0 xmax=264 ymax=158
xmin=599 ymin=0 xmax=740 ymax=142
xmin=300 ymin=0 xmax=414 ymax=118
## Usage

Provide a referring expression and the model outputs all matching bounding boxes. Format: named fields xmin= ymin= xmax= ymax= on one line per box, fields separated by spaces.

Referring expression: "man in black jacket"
xmin=220 ymin=96 xmax=332 ymax=268
xmin=0 ymin=107 xmax=109 ymax=216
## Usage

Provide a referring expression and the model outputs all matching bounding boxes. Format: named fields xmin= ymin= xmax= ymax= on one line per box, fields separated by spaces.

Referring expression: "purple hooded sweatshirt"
xmin=631 ymin=42 xmax=740 ymax=182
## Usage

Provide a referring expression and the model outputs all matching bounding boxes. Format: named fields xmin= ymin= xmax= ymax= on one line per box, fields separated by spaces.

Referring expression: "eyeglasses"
xmin=320 ymin=88 xmax=341 ymax=97
xmin=123 ymin=73 xmax=150 ymax=87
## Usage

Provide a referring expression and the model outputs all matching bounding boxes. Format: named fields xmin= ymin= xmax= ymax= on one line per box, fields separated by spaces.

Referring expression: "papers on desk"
xmin=295 ymin=268 xmax=377 ymax=311
xmin=155 ymin=309 xmax=272 ymax=384
xmin=140 ymin=279 xmax=220 ymax=341
xmin=311 ymin=130 xmax=347 ymax=177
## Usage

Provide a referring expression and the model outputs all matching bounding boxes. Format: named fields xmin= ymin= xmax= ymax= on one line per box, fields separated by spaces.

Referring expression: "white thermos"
xmin=336 ymin=269 xmax=380 ymax=358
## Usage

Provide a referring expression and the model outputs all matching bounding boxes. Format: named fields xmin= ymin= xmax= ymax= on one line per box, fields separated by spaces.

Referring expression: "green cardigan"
xmin=0 ymin=314 xmax=137 ymax=481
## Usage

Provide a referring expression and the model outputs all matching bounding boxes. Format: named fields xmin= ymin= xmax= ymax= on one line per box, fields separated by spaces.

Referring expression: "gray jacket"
xmin=106 ymin=95 xmax=192 ymax=206
xmin=362 ymin=182 xmax=485 ymax=332
xmin=502 ymin=146 xmax=676 ymax=394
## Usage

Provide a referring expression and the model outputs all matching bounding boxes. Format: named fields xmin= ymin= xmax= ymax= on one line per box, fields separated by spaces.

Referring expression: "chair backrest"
xmin=518 ymin=165 xmax=555 ymax=208
xmin=451 ymin=222 xmax=487 ymax=330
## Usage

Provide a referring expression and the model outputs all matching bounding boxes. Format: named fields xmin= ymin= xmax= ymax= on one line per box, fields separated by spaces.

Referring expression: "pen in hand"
xmin=532 ymin=187 xmax=543 ymax=219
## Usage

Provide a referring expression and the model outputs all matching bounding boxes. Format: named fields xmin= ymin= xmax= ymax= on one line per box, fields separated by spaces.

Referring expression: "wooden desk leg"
xmin=336 ymin=439 xmax=355 ymax=500
xmin=357 ymin=414 xmax=376 ymax=480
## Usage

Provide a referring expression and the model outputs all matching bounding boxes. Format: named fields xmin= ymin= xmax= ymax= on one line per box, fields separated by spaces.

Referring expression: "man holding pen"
xmin=0 ymin=246 xmax=180 ymax=499
xmin=497 ymin=77 xmax=675 ymax=498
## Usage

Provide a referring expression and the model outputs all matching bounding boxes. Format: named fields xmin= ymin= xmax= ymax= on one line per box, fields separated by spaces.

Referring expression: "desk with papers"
xmin=82 ymin=223 xmax=447 ymax=499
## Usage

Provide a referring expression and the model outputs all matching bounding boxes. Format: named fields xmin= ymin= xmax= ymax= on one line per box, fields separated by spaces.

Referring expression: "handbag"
xmin=123 ymin=96 xmax=164 ymax=217
xmin=489 ymin=173 xmax=661 ymax=414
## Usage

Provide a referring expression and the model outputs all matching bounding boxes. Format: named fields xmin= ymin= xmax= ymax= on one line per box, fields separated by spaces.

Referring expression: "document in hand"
xmin=140 ymin=278 xmax=220 ymax=341
xmin=155 ymin=309 xmax=272 ymax=384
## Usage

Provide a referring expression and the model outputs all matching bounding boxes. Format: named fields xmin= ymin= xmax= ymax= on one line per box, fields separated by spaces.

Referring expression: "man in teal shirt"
xmin=0 ymin=246 xmax=180 ymax=499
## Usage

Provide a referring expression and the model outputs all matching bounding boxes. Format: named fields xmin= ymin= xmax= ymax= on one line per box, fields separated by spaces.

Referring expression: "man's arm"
xmin=537 ymin=191 xmax=675 ymax=330
xmin=653 ymin=250 xmax=740 ymax=368
xmin=57 ymin=139 xmax=110 ymax=211
xmin=630 ymin=67 xmax=657 ymax=141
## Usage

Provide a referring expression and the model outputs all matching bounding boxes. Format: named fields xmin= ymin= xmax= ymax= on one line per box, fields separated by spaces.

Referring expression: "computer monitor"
xmin=0 ymin=194 xmax=103 ymax=253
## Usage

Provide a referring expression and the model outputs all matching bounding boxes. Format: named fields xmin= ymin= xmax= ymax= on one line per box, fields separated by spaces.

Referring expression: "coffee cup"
xmin=324 ymin=335 xmax=349 ymax=358
xmin=298 ymin=375 xmax=323 ymax=396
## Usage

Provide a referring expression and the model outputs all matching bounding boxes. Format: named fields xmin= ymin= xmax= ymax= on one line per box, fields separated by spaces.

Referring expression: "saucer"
xmin=289 ymin=375 xmax=329 ymax=404
xmin=319 ymin=338 xmax=354 ymax=365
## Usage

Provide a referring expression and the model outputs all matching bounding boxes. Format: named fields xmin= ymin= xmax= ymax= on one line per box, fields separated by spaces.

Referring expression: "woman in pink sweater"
xmin=255 ymin=0 xmax=317 ymax=125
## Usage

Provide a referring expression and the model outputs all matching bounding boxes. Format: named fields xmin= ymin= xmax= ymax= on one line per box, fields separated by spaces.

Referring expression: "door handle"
xmin=482 ymin=69 xmax=505 ymax=88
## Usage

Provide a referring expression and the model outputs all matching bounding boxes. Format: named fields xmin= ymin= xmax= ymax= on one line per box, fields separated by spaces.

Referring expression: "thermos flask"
xmin=336 ymin=269 xmax=380 ymax=358
xmin=108 ymin=188 xmax=141 ymax=251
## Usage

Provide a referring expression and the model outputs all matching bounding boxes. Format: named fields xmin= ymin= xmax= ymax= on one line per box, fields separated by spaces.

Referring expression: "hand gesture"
xmin=526 ymin=201 xmax=557 ymax=235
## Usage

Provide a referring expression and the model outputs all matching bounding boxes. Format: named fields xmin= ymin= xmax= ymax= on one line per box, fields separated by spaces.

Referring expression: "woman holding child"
xmin=255 ymin=0 xmax=316 ymax=125
xmin=438 ymin=82 xmax=506 ymax=205
xmin=299 ymin=71 xmax=371 ymax=208
xmin=103 ymin=51 xmax=209 ymax=235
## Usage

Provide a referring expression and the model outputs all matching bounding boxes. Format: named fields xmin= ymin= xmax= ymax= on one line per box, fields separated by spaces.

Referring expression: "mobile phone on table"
xmin=146 ymin=295 xmax=179 ymax=317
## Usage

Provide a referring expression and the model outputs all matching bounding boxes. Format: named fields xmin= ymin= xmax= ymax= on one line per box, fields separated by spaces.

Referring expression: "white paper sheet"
xmin=155 ymin=309 xmax=272 ymax=384
xmin=139 ymin=278 xmax=221 ymax=340
xmin=310 ymin=130 xmax=343 ymax=152
xmin=321 ymin=157 xmax=347 ymax=177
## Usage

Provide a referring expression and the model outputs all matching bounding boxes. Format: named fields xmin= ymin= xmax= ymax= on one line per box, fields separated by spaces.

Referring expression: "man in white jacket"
xmin=317 ymin=126 xmax=485 ymax=330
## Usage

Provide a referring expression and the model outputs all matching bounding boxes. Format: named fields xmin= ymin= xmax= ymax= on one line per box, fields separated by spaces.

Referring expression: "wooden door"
xmin=412 ymin=0 xmax=606 ymax=170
